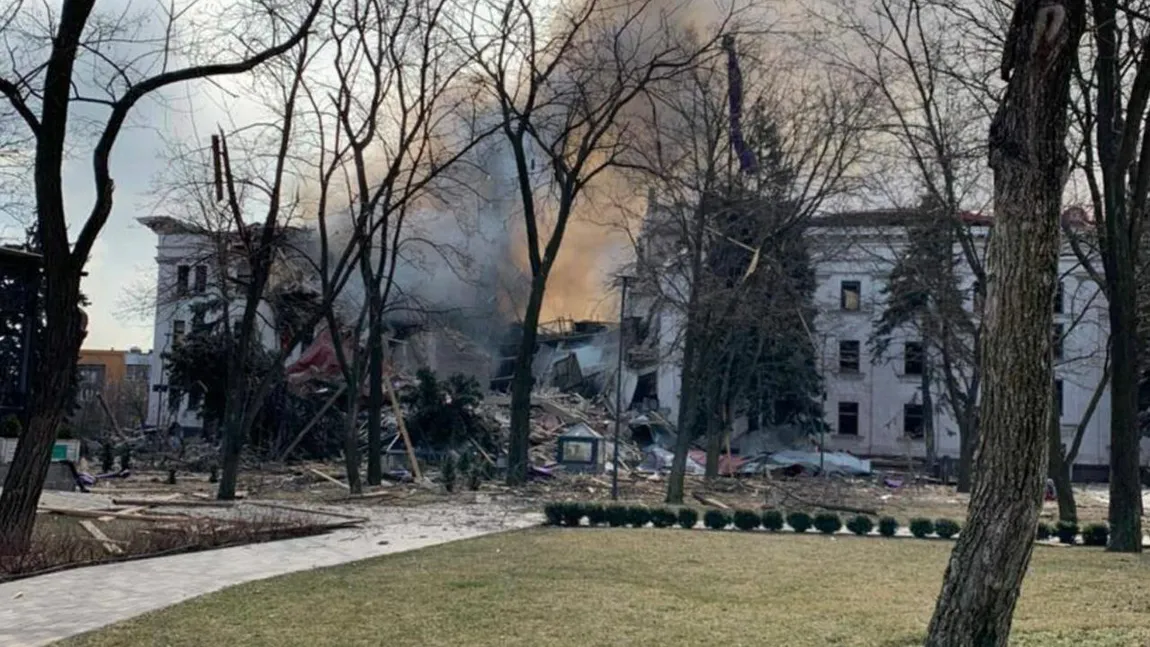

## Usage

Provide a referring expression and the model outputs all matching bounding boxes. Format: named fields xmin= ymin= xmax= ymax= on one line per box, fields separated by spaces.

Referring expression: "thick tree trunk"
xmin=217 ymin=404 xmax=244 ymax=500
xmin=1107 ymin=303 xmax=1142 ymax=551
xmin=925 ymin=2 xmax=1084 ymax=644
xmin=366 ymin=296 xmax=384 ymax=486
xmin=956 ymin=414 xmax=976 ymax=493
xmin=704 ymin=406 xmax=722 ymax=480
xmin=506 ymin=274 xmax=546 ymax=486
xmin=0 ymin=272 xmax=83 ymax=553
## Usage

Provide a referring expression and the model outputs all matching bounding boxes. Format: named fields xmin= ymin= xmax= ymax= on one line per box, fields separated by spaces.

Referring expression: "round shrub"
xmin=627 ymin=505 xmax=652 ymax=528
xmin=934 ymin=518 xmax=961 ymax=539
xmin=846 ymin=515 xmax=874 ymax=536
xmin=562 ymin=502 xmax=586 ymax=527
xmin=761 ymin=510 xmax=785 ymax=532
xmin=1036 ymin=521 xmax=1054 ymax=541
xmin=1056 ymin=520 xmax=1079 ymax=545
xmin=606 ymin=505 xmax=629 ymax=528
xmin=909 ymin=518 xmax=935 ymax=539
xmin=703 ymin=509 xmax=732 ymax=530
xmin=585 ymin=504 xmax=608 ymax=527
xmin=650 ymin=507 xmax=677 ymax=528
xmin=733 ymin=509 xmax=761 ymax=531
xmin=544 ymin=502 xmax=563 ymax=526
xmin=786 ymin=511 xmax=813 ymax=533
xmin=878 ymin=516 xmax=900 ymax=537
xmin=813 ymin=512 xmax=842 ymax=535
xmin=1082 ymin=522 xmax=1108 ymax=547
xmin=677 ymin=507 xmax=699 ymax=529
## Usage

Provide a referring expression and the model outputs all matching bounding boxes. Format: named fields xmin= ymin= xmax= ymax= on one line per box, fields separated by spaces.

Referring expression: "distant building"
xmin=631 ymin=204 xmax=1147 ymax=476
xmin=138 ymin=216 xmax=311 ymax=431
xmin=74 ymin=347 xmax=153 ymax=431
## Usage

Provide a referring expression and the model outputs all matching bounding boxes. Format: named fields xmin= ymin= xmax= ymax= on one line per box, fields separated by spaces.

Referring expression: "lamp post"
xmin=612 ymin=275 xmax=632 ymax=501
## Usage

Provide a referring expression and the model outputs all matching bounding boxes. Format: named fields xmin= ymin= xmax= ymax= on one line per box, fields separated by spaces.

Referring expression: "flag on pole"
xmin=723 ymin=35 xmax=757 ymax=174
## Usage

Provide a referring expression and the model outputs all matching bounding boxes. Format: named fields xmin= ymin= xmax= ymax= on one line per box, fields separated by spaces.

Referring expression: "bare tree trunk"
xmin=925 ymin=2 xmax=1085 ymax=644
xmin=344 ymin=387 xmax=363 ymax=495
xmin=704 ymin=404 xmax=722 ymax=480
xmin=507 ymin=274 xmax=546 ymax=486
xmin=1107 ymin=299 xmax=1142 ymax=550
xmin=366 ymin=298 xmax=384 ymax=486
xmin=922 ymin=357 xmax=936 ymax=469
xmin=0 ymin=274 xmax=83 ymax=553
xmin=1047 ymin=413 xmax=1078 ymax=522
xmin=666 ymin=290 xmax=702 ymax=504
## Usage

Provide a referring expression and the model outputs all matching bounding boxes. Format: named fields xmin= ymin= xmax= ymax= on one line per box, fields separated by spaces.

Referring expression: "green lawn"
xmin=64 ymin=528 xmax=1150 ymax=647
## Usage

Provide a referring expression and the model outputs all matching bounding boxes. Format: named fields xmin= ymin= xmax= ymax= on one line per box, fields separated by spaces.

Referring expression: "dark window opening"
xmin=839 ymin=340 xmax=860 ymax=372
xmin=194 ymin=265 xmax=208 ymax=294
xmin=1054 ymin=379 xmax=1063 ymax=418
xmin=172 ymin=320 xmax=186 ymax=346
xmin=904 ymin=403 xmax=925 ymax=438
xmin=1054 ymin=281 xmax=1064 ymax=314
xmin=1053 ymin=324 xmax=1064 ymax=360
xmin=904 ymin=341 xmax=925 ymax=376
xmin=840 ymin=280 xmax=861 ymax=311
xmin=837 ymin=402 xmax=859 ymax=436
xmin=176 ymin=265 xmax=190 ymax=297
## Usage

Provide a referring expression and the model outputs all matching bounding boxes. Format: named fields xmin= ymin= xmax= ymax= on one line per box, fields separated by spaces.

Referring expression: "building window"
xmin=76 ymin=365 xmax=106 ymax=403
xmin=1054 ymin=379 xmax=1063 ymax=418
xmin=1053 ymin=324 xmax=1064 ymax=360
xmin=173 ymin=320 xmax=186 ymax=346
xmin=1054 ymin=281 xmax=1064 ymax=314
xmin=176 ymin=265 xmax=190 ymax=297
xmin=904 ymin=341 xmax=925 ymax=376
xmin=837 ymin=402 xmax=859 ymax=436
xmin=838 ymin=340 xmax=861 ymax=372
xmin=904 ymin=403 xmax=925 ymax=438
xmin=840 ymin=280 xmax=861 ymax=311
xmin=194 ymin=265 xmax=208 ymax=294
xmin=126 ymin=364 xmax=150 ymax=383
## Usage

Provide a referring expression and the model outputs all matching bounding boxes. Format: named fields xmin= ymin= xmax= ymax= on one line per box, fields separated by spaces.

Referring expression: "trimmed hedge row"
xmin=544 ymin=502 xmax=1112 ymax=546
xmin=545 ymin=502 xmax=962 ymax=539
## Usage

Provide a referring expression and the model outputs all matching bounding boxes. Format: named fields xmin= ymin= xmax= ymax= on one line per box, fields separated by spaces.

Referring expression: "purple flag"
xmin=723 ymin=35 xmax=757 ymax=174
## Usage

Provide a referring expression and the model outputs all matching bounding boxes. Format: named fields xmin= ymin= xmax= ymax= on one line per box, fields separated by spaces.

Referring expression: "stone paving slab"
xmin=0 ymin=503 xmax=539 ymax=647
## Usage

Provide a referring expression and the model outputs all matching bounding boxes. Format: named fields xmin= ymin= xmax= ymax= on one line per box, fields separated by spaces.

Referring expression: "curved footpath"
xmin=0 ymin=502 xmax=539 ymax=647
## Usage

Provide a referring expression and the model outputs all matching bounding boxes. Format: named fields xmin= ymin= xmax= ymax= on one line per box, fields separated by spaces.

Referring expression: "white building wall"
xmin=648 ymin=221 xmax=1135 ymax=469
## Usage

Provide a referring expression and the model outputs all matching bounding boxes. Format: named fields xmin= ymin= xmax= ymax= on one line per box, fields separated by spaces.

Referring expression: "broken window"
xmin=838 ymin=340 xmax=860 ymax=372
xmin=837 ymin=402 xmax=859 ymax=436
xmin=176 ymin=265 xmax=190 ymax=297
xmin=1054 ymin=379 xmax=1063 ymax=418
xmin=840 ymin=280 xmax=861 ymax=311
xmin=194 ymin=265 xmax=208 ymax=294
xmin=903 ymin=403 xmax=925 ymax=438
xmin=904 ymin=341 xmax=925 ymax=376
xmin=1053 ymin=324 xmax=1064 ymax=360
xmin=1054 ymin=281 xmax=1064 ymax=314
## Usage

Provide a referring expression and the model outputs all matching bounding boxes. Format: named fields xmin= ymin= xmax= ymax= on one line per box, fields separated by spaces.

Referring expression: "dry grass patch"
xmin=63 ymin=528 xmax=1150 ymax=647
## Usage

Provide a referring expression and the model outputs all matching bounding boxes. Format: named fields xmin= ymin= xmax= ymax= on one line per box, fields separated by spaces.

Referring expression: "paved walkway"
xmin=0 ymin=503 xmax=539 ymax=647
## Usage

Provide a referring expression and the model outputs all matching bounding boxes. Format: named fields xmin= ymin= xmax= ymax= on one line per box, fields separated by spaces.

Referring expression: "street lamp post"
xmin=611 ymin=275 xmax=631 ymax=501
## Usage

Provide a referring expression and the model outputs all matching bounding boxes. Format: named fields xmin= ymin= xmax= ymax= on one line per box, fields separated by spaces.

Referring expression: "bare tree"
xmin=461 ymin=0 xmax=734 ymax=485
xmin=925 ymin=0 xmax=1086 ymax=643
xmin=624 ymin=34 xmax=872 ymax=501
xmin=1061 ymin=0 xmax=1150 ymax=553
xmin=0 ymin=0 xmax=322 ymax=552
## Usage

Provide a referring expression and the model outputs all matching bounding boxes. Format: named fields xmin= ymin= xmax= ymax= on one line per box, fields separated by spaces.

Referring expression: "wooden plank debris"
xmin=111 ymin=498 xmax=235 ymax=508
xmin=39 ymin=506 xmax=187 ymax=523
xmin=692 ymin=491 xmax=731 ymax=510
xmin=79 ymin=520 xmax=124 ymax=554
xmin=309 ymin=467 xmax=351 ymax=490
